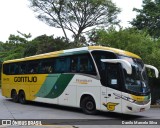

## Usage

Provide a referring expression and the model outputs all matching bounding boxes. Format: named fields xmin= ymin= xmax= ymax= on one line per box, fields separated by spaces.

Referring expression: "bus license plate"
xmin=140 ymin=108 xmax=145 ymax=112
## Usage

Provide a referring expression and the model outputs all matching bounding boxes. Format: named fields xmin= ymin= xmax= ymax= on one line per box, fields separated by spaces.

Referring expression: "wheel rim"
xmin=19 ymin=92 xmax=25 ymax=103
xmin=20 ymin=96 xmax=24 ymax=102
xmin=12 ymin=91 xmax=18 ymax=102
xmin=86 ymin=101 xmax=94 ymax=111
xmin=12 ymin=93 xmax=16 ymax=98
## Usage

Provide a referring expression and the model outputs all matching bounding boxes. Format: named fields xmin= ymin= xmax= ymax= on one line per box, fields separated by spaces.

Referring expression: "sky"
xmin=0 ymin=0 xmax=143 ymax=42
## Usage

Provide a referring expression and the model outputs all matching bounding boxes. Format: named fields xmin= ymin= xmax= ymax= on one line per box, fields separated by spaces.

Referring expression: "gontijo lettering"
xmin=14 ymin=76 xmax=37 ymax=82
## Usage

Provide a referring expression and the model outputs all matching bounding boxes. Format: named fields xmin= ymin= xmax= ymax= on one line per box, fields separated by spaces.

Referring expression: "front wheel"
xmin=81 ymin=96 xmax=97 ymax=115
xmin=18 ymin=91 xmax=26 ymax=104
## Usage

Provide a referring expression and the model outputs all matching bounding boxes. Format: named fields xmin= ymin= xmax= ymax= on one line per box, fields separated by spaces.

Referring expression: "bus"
xmin=1 ymin=46 xmax=159 ymax=114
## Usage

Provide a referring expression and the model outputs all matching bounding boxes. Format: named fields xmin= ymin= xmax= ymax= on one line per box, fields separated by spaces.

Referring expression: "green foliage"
xmin=131 ymin=0 xmax=160 ymax=39
xmin=0 ymin=32 xmax=30 ymax=61
xmin=24 ymin=35 xmax=72 ymax=56
xmin=29 ymin=0 xmax=120 ymax=45
xmin=7 ymin=34 xmax=27 ymax=44
xmin=3 ymin=46 xmax=25 ymax=61
xmin=0 ymin=33 xmax=72 ymax=61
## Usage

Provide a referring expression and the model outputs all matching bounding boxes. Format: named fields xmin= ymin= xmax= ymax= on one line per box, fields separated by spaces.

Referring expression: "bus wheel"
xmin=18 ymin=91 xmax=26 ymax=104
xmin=81 ymin=96 xmax=97 ymax=115
xmin=11 ymin=90 xmax=18 ymax=103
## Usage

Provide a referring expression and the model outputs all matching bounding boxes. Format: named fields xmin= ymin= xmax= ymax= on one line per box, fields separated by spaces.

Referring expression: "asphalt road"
xmin=0 ymin=89 xmax=160 ymax=128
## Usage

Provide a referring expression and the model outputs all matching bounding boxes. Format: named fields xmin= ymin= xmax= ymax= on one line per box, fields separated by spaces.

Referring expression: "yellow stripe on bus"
xmin=130 ymin=94 xmax=145 ymax=102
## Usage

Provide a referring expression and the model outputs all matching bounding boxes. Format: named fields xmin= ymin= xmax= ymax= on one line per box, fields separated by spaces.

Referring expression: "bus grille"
xmin=135 ymin=100 xmax=150 ymax=105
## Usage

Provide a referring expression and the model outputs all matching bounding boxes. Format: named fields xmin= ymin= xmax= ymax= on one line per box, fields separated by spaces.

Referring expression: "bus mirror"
xmin=101 ymin=59 xmax=132 ymax=74
xmin=145 ymin=64 xmax=159 ymax=78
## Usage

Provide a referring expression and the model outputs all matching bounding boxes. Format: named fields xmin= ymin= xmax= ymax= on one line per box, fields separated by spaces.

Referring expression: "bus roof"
xmin=3 ymin=46 xmax=141 ymax=63
xmin=88 ymin=46 xmax=141 ymax=59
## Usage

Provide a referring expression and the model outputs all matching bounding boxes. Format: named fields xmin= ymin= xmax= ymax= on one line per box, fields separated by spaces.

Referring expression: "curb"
xmin=151 ymin=105 xmax=160 ymax=108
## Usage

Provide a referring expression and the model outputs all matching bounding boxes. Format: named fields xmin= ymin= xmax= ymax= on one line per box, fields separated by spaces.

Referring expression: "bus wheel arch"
xmin=11 ymin=89 xmax=19 ymax=103
xmin=18 ymin=90 xmax=26 ymax=104
xmin=80 ymin=94 xmax=97 ymax=115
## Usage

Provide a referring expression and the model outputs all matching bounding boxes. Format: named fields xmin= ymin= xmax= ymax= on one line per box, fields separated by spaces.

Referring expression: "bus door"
xmin=103 ymin=63 xmax=122 ymax=113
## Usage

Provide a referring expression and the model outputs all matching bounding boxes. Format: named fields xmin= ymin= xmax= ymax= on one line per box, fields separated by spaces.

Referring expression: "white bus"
xmin=1 ymin=46 xmax=159 ymax=114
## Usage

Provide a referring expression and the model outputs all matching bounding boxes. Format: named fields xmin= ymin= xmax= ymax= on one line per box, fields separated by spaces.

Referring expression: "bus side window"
xmin=71 ymin=57 xmax=78 ymax=72
xmin=39 ymin=59 xmax=54 ymax=74
xmin=3 ymin=64 xmax=9 ymax=75
xmin=79 ymin=57 xmax=87 ymax=72
xmin=19 ymin=62 xmax=27 ymax=74
xmin=27 ymin=61 xmax=39 ymax=74
xmin=88 ymin=59 xmax=97 ymax=75
xmin=78 ymin=54 xmax=96 ymax=75
xmin=106 ymin=63 xmax=120 ymax=89
xmin=55 ymin=57 xmax=70 ymax=73
xmin=3 ymin=63 xmax=19 ymax=75
xmin=10 ymin=63 xmax=17 ymax=75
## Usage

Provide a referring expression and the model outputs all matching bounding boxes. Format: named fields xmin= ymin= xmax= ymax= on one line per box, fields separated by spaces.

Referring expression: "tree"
xmin=23 ymin=35 xmax=72 ymax=57
xmin=0 ymin=33 xmax=73 ymax=60
xmin=6 ymin=31 xmax=31 ymax=44
xmin=0 ymin=32 xmax=32 ymax=61
xmin=0 ymin=41 xmax=25 ymax=61
xmin=130 ymin=0 xmax=160 ymax=39
xmin=29 ymin=0 xmax=120 ymax=44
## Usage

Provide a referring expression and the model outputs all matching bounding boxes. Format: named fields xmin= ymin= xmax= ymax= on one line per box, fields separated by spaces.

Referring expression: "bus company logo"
xmin=113 ymin=93 xmax=136 ymax=103
xmin=103 ymin=102 xmax=119 ymax=111
xmin=76 ymin=79 xmax=92 ymax=84
xmin=14 ymin=76 xmax=37 ymax=83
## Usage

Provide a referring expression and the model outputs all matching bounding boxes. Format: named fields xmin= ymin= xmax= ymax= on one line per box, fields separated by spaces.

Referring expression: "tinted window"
xmin=106 ymin=63 xmax=121 ymax=90
xmin=70 ymin=54 xmax=96 ymax=75
xmin=3 ymin=64 xmax=10 ymax=75
xmin=27 ymin=61 xmax=40 ymax=74
xmin=3 ymin=58 xmax=55 ymax=75
xmin=3 ymin=62 xmax=26 ymax=75
xmin=91 ymin=51 xmax=117 ymax=72
xmin=3 ymin=53 xmax=96 ymax=75
xmin=71 ymin=56 xmax=78 ymax=72
xmin=91 ymin=51 xmax=118 ymax=86
xmin=18 ymin=62 xmax=27 ymax=74
xmin=38 ymin=59 xmax=54 ymax=73
xmin=55 ymin=57 xmax=70 ymax=73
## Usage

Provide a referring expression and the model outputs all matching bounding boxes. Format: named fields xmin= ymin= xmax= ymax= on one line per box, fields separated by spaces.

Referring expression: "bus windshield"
xmin=119 ymin=56 xmax=149 ymax=94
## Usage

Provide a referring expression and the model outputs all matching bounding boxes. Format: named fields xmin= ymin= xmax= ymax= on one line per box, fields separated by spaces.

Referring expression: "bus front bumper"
xmin=122 ymin=101 xmax=151 ymax=113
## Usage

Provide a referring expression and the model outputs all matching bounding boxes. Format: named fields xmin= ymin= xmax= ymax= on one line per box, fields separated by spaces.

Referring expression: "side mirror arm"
xmin=145 ymin=64 xmax=159 ymax=78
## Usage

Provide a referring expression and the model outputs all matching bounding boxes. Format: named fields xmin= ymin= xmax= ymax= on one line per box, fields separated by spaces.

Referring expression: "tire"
xmin=81 ymin=96 xmax=97 ymax=115
xmin=11 ymin=90 xmax=19 ymax=103
xmin=18 ymin=91 xmax=26 ymax=104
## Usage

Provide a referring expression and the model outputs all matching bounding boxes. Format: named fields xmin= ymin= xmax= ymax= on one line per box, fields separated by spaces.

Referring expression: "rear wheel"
xmin=81 ymin=96 xmax=97 ymax=115
xmin=11 ymin=90 xmax=18 ymax=103
xmin=18 ymin=91 xmax=26 ymax=104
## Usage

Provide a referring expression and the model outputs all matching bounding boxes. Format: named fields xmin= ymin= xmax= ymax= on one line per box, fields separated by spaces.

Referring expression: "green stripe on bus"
xmin=35 ymin=74 xmax=61 ymax=97
xmin=45 ymin=74 xmax=74 ymax=98
xmin=36 ymin=74 xmax=74 ymax=98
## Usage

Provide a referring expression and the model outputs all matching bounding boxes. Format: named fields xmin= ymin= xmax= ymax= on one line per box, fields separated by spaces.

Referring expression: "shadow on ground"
xmin=7 ymin=99 xmax=146 ymax=120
